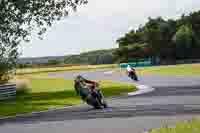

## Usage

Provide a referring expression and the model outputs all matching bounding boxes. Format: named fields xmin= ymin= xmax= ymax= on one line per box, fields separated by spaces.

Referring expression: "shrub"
xmin=15 ymin=79 xmax=30 ymax=94
xmin=0 ymin=45 xmax=18 ymax=84
xmin=0 ymin=61 xmax=13 ymax=84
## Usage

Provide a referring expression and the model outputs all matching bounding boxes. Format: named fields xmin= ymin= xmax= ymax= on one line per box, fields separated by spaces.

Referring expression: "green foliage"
xmin=0 ymin=47 xmax=17 ymax=83
xmin=64 ymin=49 xmax=115 ymax=65
xmin=114 ymin=43 xmax=150 ymax=63
xmin=150 ymin=119 xmax=200 ymax=133
xmin=144 ymin=17 xmax=175 ymax=56
xmin=139 ymin=64 xmax=200 ymax=75
xmin=0 ymin=0 xmax=87 ymax=43
xmin=0 ymin=0 xmax=87 ymax=81
xmin=17 ymin=63 xmax=31 ymax=69
xmin=113 ymin=47 xmax=128 ymax=63
xmin=174 ymin=25 xmax=193 ymax=44
xmin=173 ymin=25 xmax=194 ymax=59
xmin=117 ymin=29 xmax=145 ymax=48
xmin=115 ymin=10 xmax=200 ymax=64
xmin=47 ymin=59 xmax=61 ymax=65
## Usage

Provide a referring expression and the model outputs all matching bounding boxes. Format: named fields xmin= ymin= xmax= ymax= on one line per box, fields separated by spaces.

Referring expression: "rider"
xmin=74 ymin=75 xmax=101 ymax=101
xmin=126 ymin=65 xmax=135 ymax=74
xmin=126 ymin=65 xmax=138 ymax=81
xmin=126 ymin=65 xmax=133 ymax=73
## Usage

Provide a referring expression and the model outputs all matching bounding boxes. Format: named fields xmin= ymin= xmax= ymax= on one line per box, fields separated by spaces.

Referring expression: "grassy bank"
xmin=136 ymin=64 xmax=200 ymax=75
xmin=16 ymin=63 xmax=200 ymax=76
xmin=0 ymin=78 xmax=136 ymax=117
xmin=16 ymin=64 xmax=117 ymax=75
xmin=150 ymin=119 xmax=200 ymax=133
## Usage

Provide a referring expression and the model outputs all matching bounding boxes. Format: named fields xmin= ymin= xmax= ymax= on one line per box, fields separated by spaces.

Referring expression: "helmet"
xmin=75 ymin=75 xmax=84 ymax=83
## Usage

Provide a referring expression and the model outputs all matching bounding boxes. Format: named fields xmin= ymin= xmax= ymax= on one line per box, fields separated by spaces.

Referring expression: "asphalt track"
xmin=0 ymin=69 xmax=200 ymax=133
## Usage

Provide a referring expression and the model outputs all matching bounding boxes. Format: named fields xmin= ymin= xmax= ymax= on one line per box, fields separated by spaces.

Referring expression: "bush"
xmin=15 ymin=79 xmax=30 ymax=94
xmin=0 ymin=46 xmax=18 ymax=84
xmin=48 ymin=60 xmax=61 ymax=65
xmin=0 ymin=61 xmax=13 ymax=84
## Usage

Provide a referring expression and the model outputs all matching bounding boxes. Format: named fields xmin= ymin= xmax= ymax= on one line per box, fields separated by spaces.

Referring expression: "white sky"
xmin=20 ymin=0 xmax=200 ymax=57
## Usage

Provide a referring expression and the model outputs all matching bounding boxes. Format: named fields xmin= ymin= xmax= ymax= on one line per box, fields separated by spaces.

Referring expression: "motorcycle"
xmin=85 ymin=83 xmax=108 ymax=109
xmin=128 ymin=69 xmax=138 ymax=81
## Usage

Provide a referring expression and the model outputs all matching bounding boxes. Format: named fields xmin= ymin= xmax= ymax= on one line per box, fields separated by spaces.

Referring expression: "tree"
xmin=0 ymin=0 xmax=87 ymax=82
xmin=188 ymin=11 xmax=200 ymax=49
xmin=0 ymin=38 xmax=18 ymax=82
xmin=48 ymin=59 xmax=61 ymax=65
xmin=142 ymin=17 xmax=177 ymax=63
xmin=116 ymin=29 xmax=145 ymax=48
xmin=173 ymin=25 xmax=194 ymax=59
xmin=113 ymin=43 xmax=150 ymax=63
xmin=0 ymin=0 xmax=87 ymax=42
xmin=143 ymin=17 xmax=165 ymax=64
xmin=64 ymin=49 xmax=115 ymax=65
xmin=113 ymin=46 xmax=129 ymax=63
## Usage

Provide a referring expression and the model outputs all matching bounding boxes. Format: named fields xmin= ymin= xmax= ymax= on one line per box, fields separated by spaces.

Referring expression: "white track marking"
xmin=128 ymin=84 xmax=155 ymax=96
xmin=103 ymin=71 xmax=114 ymax=74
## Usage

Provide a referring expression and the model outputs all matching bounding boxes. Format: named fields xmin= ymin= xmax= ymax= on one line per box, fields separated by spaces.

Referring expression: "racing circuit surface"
xmin=1 ymin=69 xmax=200 ymax=133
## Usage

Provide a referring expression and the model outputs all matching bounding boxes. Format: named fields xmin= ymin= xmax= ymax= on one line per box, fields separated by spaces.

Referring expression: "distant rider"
xmin=126 ymin=65 xmax=138 ymax=81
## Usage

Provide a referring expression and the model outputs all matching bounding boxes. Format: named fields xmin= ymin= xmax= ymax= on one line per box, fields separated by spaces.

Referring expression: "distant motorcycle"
xmin=127 ymin=68 xmax=138 ymax=81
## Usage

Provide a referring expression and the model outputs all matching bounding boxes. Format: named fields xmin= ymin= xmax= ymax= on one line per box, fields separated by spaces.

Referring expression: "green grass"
xmin=150 ymin=119 xmax=200 ymax=133
xmin=0 ymin=78 xmax=136 ymax=117
xmin=16 ymin=64 xmax=118 ymax=75
xmin=137 ymin=64 xmax=200 ymax=75
xmin=16 ymin=63 xmax=200 ymax=76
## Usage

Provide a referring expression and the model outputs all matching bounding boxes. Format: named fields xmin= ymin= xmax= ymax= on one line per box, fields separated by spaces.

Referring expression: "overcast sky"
xmin=20 ymin=0 xmax=200 ymax=57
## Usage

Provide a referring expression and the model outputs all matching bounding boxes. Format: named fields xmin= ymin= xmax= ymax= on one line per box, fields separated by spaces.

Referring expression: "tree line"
xmin=114 ymin=10 xmax=200 ymax=64
xmin=64 ymin=49 xmax=115 ymax=65
xmin=17 ymin=49 xmax=115 ymax=68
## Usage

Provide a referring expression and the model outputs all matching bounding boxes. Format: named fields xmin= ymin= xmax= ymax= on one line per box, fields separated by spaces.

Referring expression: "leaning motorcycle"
xmin=85 ymin=84 xmax=108 ymax=109
xmin=128 ymin=70 xmax=138 ymax=81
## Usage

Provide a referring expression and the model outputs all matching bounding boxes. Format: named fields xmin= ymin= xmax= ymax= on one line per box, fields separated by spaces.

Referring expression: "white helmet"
xmin=126 ymin=65 xmax=132 ymax=72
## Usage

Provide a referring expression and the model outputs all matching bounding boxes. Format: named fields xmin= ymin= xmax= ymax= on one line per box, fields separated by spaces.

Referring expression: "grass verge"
xmin=136 ymin=64 xmax=200 ymax=75
xmin=16 ymin=64 xmax=118 ymax=75
xmin=16 ymin=63 xmax=200 ymax=76
xmin=150 ymin=119 xmax=200 ymax=133
xmin=0 ymin=78 xmax=136 ymax=117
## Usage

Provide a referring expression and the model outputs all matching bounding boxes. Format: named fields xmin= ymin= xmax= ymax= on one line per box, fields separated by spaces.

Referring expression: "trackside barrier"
xmin=0 ymin=84 xmax=16 ymax=100
xmin=120 ymin=60 xmax=152 ymax=69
